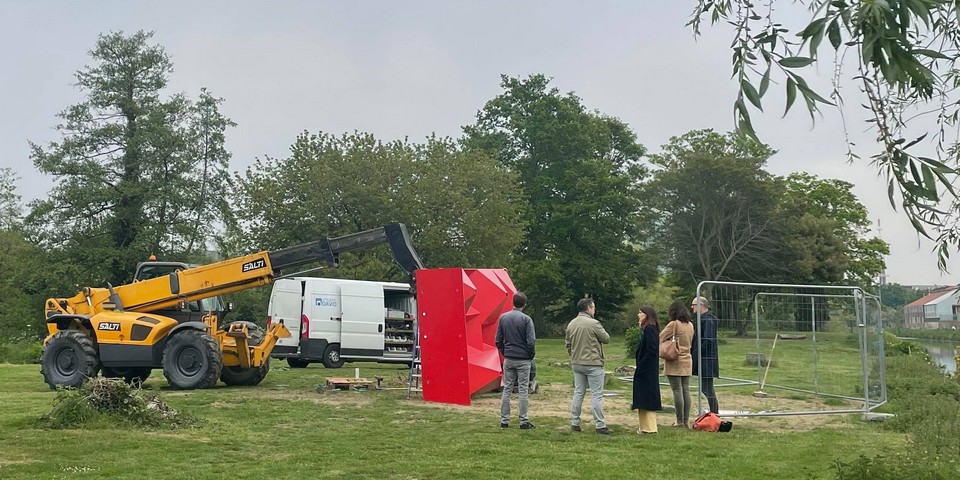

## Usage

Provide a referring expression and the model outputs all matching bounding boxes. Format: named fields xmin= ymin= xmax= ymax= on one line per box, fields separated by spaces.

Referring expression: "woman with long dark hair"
xmin=631 ymin=305 xmax=662 ymax=434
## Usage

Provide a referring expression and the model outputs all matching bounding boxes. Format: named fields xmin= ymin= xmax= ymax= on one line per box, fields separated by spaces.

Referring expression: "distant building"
xmin=904 ymin=286 xmax=960 ymax=330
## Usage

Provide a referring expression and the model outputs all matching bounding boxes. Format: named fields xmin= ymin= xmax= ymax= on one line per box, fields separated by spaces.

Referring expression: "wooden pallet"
xmin=325 ymin=377 xmax=373 ymax=391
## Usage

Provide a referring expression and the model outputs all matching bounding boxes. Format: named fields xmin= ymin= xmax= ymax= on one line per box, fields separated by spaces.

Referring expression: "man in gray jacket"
xmin=495 ymin=292 xmax=536 ymax=429
xmin=565 ymin=297 xmax=611 ymax=434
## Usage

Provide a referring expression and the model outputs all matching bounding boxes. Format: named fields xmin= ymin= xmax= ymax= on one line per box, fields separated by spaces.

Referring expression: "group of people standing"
xmin=632 ymin=297 xmax=719 ymax=433
xmin=495 ymin=292 xmax=719 ymax=435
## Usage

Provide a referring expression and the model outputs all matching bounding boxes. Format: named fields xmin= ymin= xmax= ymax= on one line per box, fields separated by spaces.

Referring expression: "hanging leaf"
xmin=913 ymin=48 xmax=952 ymax=60
xmin=779 ymin=57 xmax=816 ymax=68
xmin=798 ymin=17 xmax=828 ymax=40
xmin=759 ymin=67 xmax=771 ymax=96
xmin=903 ymin=133 xmax=928 ymax=150
xmin=932 ymin=169 xmax=958 ymax=197
xmin=827 ymin=18 xmax=842 ymax=49
xmin=784 ymin=77 xmax=797 ymax=117
xmin=742 ymin=80 xmax=763 ymax=110
xmin=921 ymin=164 xmax=937 ymax=199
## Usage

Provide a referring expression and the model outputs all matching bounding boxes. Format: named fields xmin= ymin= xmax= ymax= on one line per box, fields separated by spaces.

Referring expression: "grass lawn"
xmin=711 ymin=331 xmax=877 ymax=410
xmin=0 ymin=338 xmax=905 ymax=479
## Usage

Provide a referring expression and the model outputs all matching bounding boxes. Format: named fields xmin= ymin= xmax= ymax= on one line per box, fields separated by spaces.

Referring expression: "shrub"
xmin=0 ymin=341 xmax=42 ymax=364
xmin=831 ymin=453 xmax=957 ymax=480
xmin=40 ymin=378 xmax=195 ymax=429
xmin=840 ymin=346 xmax=960 ymax=479
xmin=888 ymin=327 xmax=960 ymax=343
xmin=883 ymin=357 xmax=958 ymax=401
xmin=882 ymin=333 xmax=933 ymax=362
xmin=624 ymin=326 xmax=641 ymax=358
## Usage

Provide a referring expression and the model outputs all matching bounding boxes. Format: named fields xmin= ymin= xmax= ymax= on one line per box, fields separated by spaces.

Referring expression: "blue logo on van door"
xmin=315 ymin=297 xmax=338 ymax=307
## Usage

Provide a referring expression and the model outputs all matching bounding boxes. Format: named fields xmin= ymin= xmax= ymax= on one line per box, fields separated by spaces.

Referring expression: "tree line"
xmin=0 ymin=31 xmax=892 ymax=341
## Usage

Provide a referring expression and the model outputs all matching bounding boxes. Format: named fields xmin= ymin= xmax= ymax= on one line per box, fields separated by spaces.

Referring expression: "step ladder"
xmin=406 ymin=322 xmax=422 ymax=399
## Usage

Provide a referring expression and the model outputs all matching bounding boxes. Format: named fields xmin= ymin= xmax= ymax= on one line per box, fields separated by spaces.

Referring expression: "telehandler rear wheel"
xmin=162 ymin=329 xmax=222 ymax=390
xmin=220 ymin=323 xmax=270 ymax=386
xmin=41 ymin=330 xmax=100 ymax=389
xmin=102 ymin=366 xmax=152 ymax=386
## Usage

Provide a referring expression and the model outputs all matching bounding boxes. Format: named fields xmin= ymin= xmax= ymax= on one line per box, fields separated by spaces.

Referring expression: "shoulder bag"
xmin=658 ymin=322 xmax=680 ymax=361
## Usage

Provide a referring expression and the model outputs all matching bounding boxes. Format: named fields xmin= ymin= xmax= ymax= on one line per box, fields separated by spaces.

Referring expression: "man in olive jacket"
xmin=565 ymin=298 xmax=611 ymax=434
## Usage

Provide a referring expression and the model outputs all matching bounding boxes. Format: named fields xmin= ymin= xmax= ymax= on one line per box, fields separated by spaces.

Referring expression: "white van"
xmin=267 ymin=277 xmax=417 ymax=368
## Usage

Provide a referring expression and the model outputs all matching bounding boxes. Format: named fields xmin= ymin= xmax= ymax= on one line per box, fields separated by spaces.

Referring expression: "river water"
xmin=918 ymin=340 xmax=958 ymax=375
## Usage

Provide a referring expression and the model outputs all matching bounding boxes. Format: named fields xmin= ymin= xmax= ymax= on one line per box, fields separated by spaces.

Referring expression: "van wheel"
xmin=321 ymin=344 xmax=344 ymax=368
xmin=102 ymin=366 xmax=152 ymax=386
xmin=162 ymin=329 xmax=222 ymax=389
xmin=287 ymin=358 xmax=309 ymax=368
xmin=220 ymin=323 xmax=270 ymax=386
xmin=41 ymin=330 xmax=100 ymax=389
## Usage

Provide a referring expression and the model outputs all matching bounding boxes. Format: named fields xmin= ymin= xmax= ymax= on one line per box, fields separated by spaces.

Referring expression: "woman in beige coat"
xmin=660 ymin=300 xmax=695 ymax=427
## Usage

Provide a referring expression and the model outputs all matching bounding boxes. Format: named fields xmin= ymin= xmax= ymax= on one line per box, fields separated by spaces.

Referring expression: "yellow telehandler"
xmin=40 ymin=223 xmax=423 ymax=390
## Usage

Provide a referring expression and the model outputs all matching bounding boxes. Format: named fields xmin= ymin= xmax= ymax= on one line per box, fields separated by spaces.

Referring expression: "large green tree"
xmin=691 ymin=1 xmax=960 ymax=268
xmin=229 ymin=132 xmax=525 ymax=281
xmin=780 ymin=173 xmax=889 ymax=285
xmin=645 ymin=130 xmax=786 ymax=287
xmin=0 ymin=171 xmax=32 ymax=341
xmin=0 ymin=170 xmax=65 ymax=341
xmin=878 ymin=283 xmax=925 ymax=308
xmin=464 ymin=74 xmax=653 ymax=329
xmin=26 ymin=31 xmax=234 ymax=285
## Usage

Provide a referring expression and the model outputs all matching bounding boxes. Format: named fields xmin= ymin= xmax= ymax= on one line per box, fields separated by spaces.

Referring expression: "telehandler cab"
xmin=40 ymin=223 xmax=423 ymax=390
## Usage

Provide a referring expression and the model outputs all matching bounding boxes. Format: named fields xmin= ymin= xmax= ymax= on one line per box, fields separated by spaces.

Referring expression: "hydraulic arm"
xmin=45 ymin=223 xmax=424 ymax=319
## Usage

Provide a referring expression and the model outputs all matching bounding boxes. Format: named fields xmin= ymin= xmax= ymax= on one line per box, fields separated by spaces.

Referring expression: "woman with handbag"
xmin=631 ymin=305 xmax=662 ymax=434
xmin=660 ymin=300 xmax=694 ymax=428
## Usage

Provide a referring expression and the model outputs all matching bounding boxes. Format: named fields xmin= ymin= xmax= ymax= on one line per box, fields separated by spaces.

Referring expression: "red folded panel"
xmin=416 ymin=268 xmax=516 ymax=405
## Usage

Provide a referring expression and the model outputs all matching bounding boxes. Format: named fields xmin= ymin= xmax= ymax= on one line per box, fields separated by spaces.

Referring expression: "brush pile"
xmin=40 ymin=377 xmax=194 ymax=429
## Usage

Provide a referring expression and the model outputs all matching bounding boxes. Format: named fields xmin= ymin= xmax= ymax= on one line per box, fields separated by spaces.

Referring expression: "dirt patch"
xmin=195 ymin=376 xmax=858 ymax=433
xmin=250 ymin=388 xmax=375 ymax=407
xmin=402 ymin=381 xmax=857 ymax=432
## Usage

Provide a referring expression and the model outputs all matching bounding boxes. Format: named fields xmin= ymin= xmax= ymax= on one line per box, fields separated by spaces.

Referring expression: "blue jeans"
xmin=501 ymin=358 xmax=531 ymax=424
xmin=571 ymin=364 xmax=606 ymax=429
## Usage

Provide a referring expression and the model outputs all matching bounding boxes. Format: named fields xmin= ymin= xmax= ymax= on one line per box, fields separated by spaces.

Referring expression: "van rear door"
xmin=269 ymin=279 xmax=304 ymax=352
xmin=339 ymin=282 xmax=385 ymax=357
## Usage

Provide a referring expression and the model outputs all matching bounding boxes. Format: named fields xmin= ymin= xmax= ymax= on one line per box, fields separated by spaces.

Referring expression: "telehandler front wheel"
xmin=40 ymin=330 xmax=100 ymax=389
xmin=162 ymin=330 xmax=222 ymax=390
xmin=220 ymin=323 xmax=269 ymax=386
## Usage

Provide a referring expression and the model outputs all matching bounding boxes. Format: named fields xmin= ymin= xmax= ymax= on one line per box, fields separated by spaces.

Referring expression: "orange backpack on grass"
xmin=692 ymin=412 xmax=721 ymax=432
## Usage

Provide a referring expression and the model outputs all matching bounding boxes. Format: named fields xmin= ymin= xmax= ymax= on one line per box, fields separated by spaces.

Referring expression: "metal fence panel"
xmin=686 ymin=281 xmax=886 ymax=417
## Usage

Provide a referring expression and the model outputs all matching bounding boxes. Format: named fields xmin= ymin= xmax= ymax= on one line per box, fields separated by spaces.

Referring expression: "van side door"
xmin=339 ymin=282 xmax=386 ymax=357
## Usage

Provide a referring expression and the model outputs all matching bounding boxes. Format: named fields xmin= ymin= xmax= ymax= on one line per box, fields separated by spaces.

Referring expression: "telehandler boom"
xmin=40 ymin=223 xmax=423 ymax=390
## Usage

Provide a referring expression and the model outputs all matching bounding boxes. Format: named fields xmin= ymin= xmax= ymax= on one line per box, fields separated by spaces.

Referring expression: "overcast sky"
xmin=1 ymin=1 xmax=955 ymax=286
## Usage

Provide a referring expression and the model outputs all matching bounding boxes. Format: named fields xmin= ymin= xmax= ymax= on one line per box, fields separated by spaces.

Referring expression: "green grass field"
xmin=0 ymin=338 xmax=905 ymax=479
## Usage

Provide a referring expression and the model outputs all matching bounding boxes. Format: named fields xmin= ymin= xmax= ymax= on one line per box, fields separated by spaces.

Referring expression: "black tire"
xmin=102 ymin=366 xmax=152 ymax=386
xmin=321 ymin=343 xmax=344 ymax=369
xmin=287 ymin=358 xmax=310 ymax=369
xmin=40 ymin=330 xmax=100 ymax=389
xmin=220 ymin=322 xmax=270 ymax=386
xmin=162 ymin=329 xmax=222 ymax=390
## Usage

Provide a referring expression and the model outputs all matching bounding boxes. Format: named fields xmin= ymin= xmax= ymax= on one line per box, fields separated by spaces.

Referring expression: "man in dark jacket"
xmin=691 ymin=296 xmax=720 ymax=414
xmin=495 ymin=292 xmax=537 ymax=429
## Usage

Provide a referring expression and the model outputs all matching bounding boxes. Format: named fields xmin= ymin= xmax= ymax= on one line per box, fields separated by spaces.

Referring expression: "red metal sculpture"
xmin=417 ymin=268 xmax=516 ymax=405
